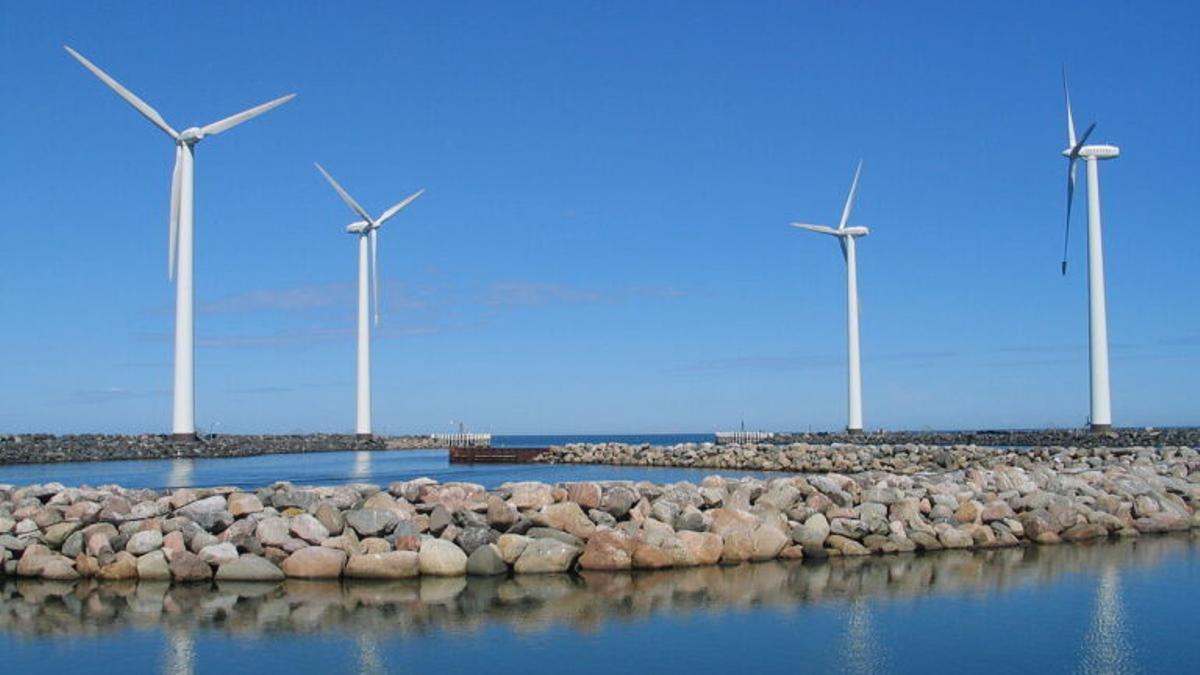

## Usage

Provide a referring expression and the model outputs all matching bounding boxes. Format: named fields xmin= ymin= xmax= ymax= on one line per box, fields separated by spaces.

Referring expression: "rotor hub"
xmin=178 ymin=127 xmax=205 ymax=144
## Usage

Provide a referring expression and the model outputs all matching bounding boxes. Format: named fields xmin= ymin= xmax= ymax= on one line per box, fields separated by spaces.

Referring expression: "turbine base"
xmin=355 ymin=433 xmax=375 ymax=440
xmin=1090 ymin=423 xmax=1113 ymax=433
xmin=170 ymin=433 xmax=198 ymax=442
xmin=846 ymin=427 xmax=864 ymax=436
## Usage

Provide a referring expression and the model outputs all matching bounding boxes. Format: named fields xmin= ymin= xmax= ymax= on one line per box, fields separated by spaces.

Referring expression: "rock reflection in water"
xmin=0 ymin=537 xmax=1189 ymax=649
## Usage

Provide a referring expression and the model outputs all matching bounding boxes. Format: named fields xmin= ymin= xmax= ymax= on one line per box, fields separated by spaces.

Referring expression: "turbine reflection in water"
xmin=841 ymin=598 xmax=885 ymax=675
xmin=1080 ymin=564 xmax=1134 ymax=674
xmin=353 ymin=451 xmax=372 ymax=480
xmin=356 ymin=634 xmax=383 ymax=675
xmin=167 ymin=459 xmax=194 ymax=488
xmin=163 ymin=628 xmax=195 ymax=675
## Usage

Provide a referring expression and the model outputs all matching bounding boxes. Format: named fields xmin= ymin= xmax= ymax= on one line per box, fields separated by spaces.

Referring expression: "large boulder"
xmin=345 ymin=509 xmax=399 ymax=538
xmin=466 ymin=544 xmax=509 ymax=576
xmin=750 ymin=524 xmax=789 ymax=561
xmin=215 ymin=554 xmax=285 ymax=582
xmin=281 ymin=547 xmax=346 ymax=578
xmin=507 ymin=482 xmax=555 ymax=510
xmin=289 ymin=514 xmax=330 ymax=544
xmin=672 ymin=531 xmax=723 ymax=567
xmin=345 ymin=551 xmax=419 ymax=579
xmin=227 ymin=493 xmax=264 ymax=517
xmin=513 ymin=538 xmax=581 ymax=574
xmin=418 ymin=539 xmax=468 ymax=576
xmin=538 ymin=502 xmax=595 ymax=539
xmin=578 ymin=529 xmax=634 ymax=571
xmin=496 ymin=534 xmax=532 ymax=564
xmin=126 ymin=530 xmax=163 ymax=555
xmin=177 ymin=496 xmax=233 ymax=532
xmin=136 ymin=550 xmax=171 ymax=580
xmin=169 ymin=550 xmax=213 ymax=582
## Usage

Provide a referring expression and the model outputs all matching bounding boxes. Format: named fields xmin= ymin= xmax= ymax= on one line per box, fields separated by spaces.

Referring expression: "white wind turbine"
xmin=65 ymin=46 xmax=294 ymax=439
xmin=1060 ymin=67 xmax=1119 ymax=432
xmin=791 ymin=161 xmax=869 ymax=433
xmin=315 ymin=163 xmax=424 ymax=437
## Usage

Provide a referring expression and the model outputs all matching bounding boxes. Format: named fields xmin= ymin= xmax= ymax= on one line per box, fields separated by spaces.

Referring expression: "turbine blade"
xmin=1062 ymin=65 xmax=1077 ymax=148
xmin=370 ymin=228 xmax=380 ymax=326
xmin=376 ymin=189 xmax=425 ymax=225
xmin=1062 ymin=157 xmax=1076 ymax=276
xmin=1071 ymin=122 xmax=1096 ymax=157
xmin=201 ymin=94 xmax=296 ymax=136
xmin=169 ymin=145 xmax=182 ymax=280
xmin=314 ymin=163 xmax=373 ymax=224
xmin=64 ymin=46 xmax=178 ymax=139
xmin=838 ymin=160 xmax=863 ymax=231
xmin=790 ymin=223 xmax=840 ymax=236
xmin=839 ymin=237 xmax=847 ymax=262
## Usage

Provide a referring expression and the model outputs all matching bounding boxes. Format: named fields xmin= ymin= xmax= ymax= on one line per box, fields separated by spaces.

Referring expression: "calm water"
xmin=0 ymin=448 xmax=778 ymax=490
xmin=1 ymin=536 xmax=1196 ymax=673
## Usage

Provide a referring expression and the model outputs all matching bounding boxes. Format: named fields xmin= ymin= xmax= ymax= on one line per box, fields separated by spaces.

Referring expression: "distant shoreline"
xmin=1 ymin=427 xmax=1198 ymax=467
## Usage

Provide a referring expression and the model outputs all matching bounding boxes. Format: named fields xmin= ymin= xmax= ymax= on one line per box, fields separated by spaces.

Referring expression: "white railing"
xmin=715 ymin=431 xmax=775 ymax=445
xmin=432 ymin=433 xmax=492 ymax=447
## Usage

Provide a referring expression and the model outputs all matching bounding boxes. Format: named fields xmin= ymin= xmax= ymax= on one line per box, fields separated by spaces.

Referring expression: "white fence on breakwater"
xmin=432 ymin=433 xmax=492 ymax=448
xmin=715 ymin=431 xmax=775 ymax=445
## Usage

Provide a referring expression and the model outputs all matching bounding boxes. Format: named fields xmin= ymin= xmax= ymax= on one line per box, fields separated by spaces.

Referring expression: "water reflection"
xmin=166 ymin=459 xmax=194 ymax=488
xmin=1 ymin=536 xmax=1191 ymax=647
xmin=352 ymin=451 xmax=372 ymax=480
xmin=164 ymin=628 xmax=194 ymax=675
xmin=1081 ymin=564 xmax=1134 ymax=674
xmin=355 ymin=634 xmax=383 ymax=675
xmin=842 ymin=598 xmax=883 ymax=675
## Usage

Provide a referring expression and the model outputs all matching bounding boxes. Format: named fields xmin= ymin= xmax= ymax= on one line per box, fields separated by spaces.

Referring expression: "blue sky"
xmin=1 ymin=2 xmax=1197 ymax=434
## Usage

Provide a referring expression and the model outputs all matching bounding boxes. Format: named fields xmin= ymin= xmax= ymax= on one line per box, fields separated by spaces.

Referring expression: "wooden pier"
xmin=448 ymin=446 xmax=548 ymax=464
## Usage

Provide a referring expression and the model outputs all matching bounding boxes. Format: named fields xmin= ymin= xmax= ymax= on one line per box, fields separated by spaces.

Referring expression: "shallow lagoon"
xmin=0 ymin=448 xmax=779 ymax=490
xmin=2 ymin=535 xmax=1196 ymax=674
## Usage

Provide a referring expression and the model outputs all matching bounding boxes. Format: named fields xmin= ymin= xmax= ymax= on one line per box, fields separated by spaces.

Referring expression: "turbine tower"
xmin=315 ymin=163 xmax=423 ymax=437
xmin=65 ymin=46 xmax=294 ymax=439
xmin=791 ymin=161 xmax=869 ymax=434
xmin=1060 ymin=68 xmax=1119 ymax=432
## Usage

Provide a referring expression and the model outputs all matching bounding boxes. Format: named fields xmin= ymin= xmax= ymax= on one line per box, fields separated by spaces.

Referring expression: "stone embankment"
xmin=0 ymin=434 xmax=441 ymax=465
xmin=539 ymin=441 xmax=1198 ymax=474
xmin=762 ymin=427 xmax=1200 ymax=449
xmin=2 ymin=447 xmax=1198 ymax=582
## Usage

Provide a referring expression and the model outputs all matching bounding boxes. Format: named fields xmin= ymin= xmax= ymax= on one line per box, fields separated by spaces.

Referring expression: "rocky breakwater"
xmin=766 ymin=427 xmax=1200 ymax=449
xmin=539 ymin=441 xmax=1200 ymax=474
xmin=3 ymin=450 xmax=1200 ymax=582
xmin=0 ymin=434 xmax=407 ymax=465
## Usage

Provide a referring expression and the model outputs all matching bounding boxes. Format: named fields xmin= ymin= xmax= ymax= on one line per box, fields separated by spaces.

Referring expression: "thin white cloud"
xmin=482 ymin=281 xmax=685 ymax=307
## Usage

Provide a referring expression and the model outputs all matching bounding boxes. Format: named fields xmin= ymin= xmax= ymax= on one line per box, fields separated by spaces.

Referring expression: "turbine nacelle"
xmin=345 ymin=221 xmax=372 ymax=234
xmin=1062 ymin=144 xmax=1119 ymax=160
xmin=841 ymin=226 xmax=870 ymax=237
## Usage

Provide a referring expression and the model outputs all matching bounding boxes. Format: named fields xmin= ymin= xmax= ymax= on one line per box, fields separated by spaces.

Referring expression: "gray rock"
xmin=215 ymin=554 xmax=286 ymax=581
xmin=513 ymin=538 xmax=581 ymax=573
xmin=466 ymin=543 xmax=508 ymax=576
xmin=126 ymin=530 xmax=164 ymax=555
xmin=526 ymin=527 xmax=584 ymax=548
xmin=345 ymin=509 xmax=399 ymax=537
xmin=177 ymin=496 xmax=233 ymax=532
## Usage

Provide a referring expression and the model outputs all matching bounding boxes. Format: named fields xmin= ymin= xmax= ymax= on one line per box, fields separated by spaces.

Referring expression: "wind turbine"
xmin=65 ymin=46 xmax=295 ymax=440
xmin=314 ymin=163 xmax=423 ymax=437
xmin=790 ymin=161 xmax=869 ymax=434
xmin=1060 ymin=67 xmax=1119 ymax=432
